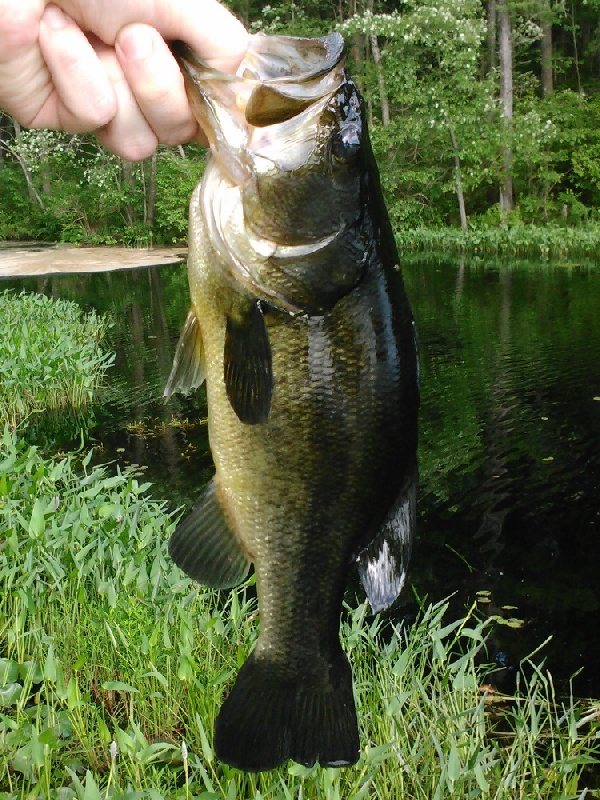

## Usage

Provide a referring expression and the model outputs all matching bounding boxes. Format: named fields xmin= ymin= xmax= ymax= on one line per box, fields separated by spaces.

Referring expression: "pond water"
xmin=3 ymin=254 xmax=599 ymax=696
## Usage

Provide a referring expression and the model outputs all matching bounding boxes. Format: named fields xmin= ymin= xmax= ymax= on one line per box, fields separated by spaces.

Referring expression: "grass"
xmin=1 ymin=428 xmax=599 ymax=799
xmin=0 ymin=290 xmax=114 ymax=431
xmin=395 ymin=223 xmax=600 ymax=259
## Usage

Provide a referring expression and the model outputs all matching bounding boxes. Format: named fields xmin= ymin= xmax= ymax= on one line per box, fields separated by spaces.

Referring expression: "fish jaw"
xmin=170 ymin=34 xmax=346 ymax=183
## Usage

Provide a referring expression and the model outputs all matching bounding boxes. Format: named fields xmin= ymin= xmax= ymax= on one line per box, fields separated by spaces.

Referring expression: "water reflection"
xmin=3 ymin=256 xmax=599 ymax=694
xmin=405 ymin=257 xmax=600 ymax=695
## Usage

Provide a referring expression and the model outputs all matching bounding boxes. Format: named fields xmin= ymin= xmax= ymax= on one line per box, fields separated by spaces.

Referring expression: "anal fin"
xmin=357 ymin=467 xmax=418 ymax=613
xmin=169 ymin=478 xmax=251 ymax=589
xmin=224 ymin=300 xmax=272 ymax=425
xmin=164 ymin=308 xmax=205 ymax=399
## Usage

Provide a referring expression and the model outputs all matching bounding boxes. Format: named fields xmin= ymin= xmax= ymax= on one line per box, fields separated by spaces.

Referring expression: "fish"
xmin=165 ymin=31 xmax=419 ymax=773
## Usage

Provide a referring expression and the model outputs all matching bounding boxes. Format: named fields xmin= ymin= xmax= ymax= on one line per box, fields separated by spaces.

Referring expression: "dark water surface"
xmin=4 ymin=256 xmax=599 ymax=694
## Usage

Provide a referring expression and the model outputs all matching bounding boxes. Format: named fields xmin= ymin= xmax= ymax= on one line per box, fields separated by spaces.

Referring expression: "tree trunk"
xmin=488 ymin=0 xmax=497 ymax=74
xmin=0 ymin=112 xmax=9 ymax=168
xmin=366 ymin=0 xmax=389 ymax=126
xmin=145 ymin=151 xmax=157 ymax=229
xmin=541 ymin=21 xmax=553 ymax=96
xmin=446 ymin=113 xmax=468 ymax=230
xmin=539 ymin=0 xmax=554 ymax=97
xmin=498 ymin=1 xmax=514 ymax=215
xmin=348 ymin=0 xmax=365 ymax=93
xmin=571 ymin=0 xmax=582 ymax=94
xmin=40 ymin=139 xmax=52 ymax=196
xmin=369 ymin=34 xmax=390 ymax=126
xmin=122 ymin=159 xmax=136 ymax=227
xmin=11 ymin=120 xmax=45 ymax=208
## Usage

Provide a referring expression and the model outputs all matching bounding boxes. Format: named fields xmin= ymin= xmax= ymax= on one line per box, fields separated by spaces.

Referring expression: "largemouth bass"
xmin=165 ymin=31 xmax=419 ymax=772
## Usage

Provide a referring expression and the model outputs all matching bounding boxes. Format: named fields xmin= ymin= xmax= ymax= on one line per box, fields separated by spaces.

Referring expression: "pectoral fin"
xmin=169 ymin=478 xmax=251 ymax=589
xmin=357 ymin=468 xmax=418 ymax=613
xmin=224 ymin=301 xmax=273 ymax=425
xmin=164 ymin=309 xmax=205 ymax=398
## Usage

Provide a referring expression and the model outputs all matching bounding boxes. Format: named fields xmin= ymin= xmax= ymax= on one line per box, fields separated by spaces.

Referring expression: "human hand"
xmin=0 ymin=0 xmax=248 ymax=160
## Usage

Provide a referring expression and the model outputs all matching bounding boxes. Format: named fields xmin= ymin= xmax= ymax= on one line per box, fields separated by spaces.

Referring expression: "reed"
xmin=1 ymin=430 xmax=598 ymax=798
xmin=396 ymin=223 xmax=600 ymax=259
xmin=0 ymin=290 xmax=114 ymax=431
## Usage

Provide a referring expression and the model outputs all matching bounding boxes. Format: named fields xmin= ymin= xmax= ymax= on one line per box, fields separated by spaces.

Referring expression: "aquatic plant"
xmin=0 ymin=290 xmax=114 ymax=431
xmin=0 ymin=430 xmax=598 ymax=797
xmin=396 ymin=223 xmax=600 ymax=259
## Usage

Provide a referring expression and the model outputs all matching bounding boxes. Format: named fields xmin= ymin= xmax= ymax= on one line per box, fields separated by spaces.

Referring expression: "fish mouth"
xmin=171 ymin=33 xmax=345 ymax=121
xmin=170 ymin=34 xmax=346 ymax=180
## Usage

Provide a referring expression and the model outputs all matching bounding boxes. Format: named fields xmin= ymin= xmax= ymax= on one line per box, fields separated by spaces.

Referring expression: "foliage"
xmin=3 ymin=1 xmax=600 ymax=244
xmin=0 ymin=291 xmax=114 ymax=432
xmin=396 ymin=221 xmax=600 ymax=257
xmin=0 ymin=428 xmax=598 ymax=797
xmin=341 ymin=0 xmax=495 ymax=228
xmin=0 ymin=128 xmax=203 ymax=245
xmin=153 ymin=146 xmax=206 ymax=243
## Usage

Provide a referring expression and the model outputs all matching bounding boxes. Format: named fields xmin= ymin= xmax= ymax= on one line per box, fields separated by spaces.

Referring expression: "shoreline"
xmin=0 ymin=244 xmax=187 ymax=278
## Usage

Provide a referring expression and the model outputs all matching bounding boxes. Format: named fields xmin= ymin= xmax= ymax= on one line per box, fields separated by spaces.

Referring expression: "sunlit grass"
xmin=1 ymin=429 xmax=599 ymax=798
xmin=0 ymin=290 xmax=114 ymax=431
xmin=396 ymin=223 xmax=600 ymax=258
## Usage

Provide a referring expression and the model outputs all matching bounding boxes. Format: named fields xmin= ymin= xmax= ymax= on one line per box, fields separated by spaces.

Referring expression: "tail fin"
xmin=214 ymin=650 xmax=359 ymax=772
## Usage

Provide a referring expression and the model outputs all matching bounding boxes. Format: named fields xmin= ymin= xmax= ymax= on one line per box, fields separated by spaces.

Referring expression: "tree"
xmin=341 ymin=0 xmax=493 ymax=227
xmin=498 ymin=0 xmax=514 ymax=214
xmin=539 ymin=1 xmax=554 ymax=96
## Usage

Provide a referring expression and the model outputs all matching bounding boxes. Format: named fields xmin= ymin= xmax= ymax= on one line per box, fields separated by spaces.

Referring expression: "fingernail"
xmin=118 ymin=26 xmax=155 ymax=62
xmin=42 ymin=4 xmax=72 ymax=30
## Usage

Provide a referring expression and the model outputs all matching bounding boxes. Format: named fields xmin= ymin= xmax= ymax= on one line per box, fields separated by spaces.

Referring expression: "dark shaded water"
xmin=3 ymin=256 xmax=599 ymax=694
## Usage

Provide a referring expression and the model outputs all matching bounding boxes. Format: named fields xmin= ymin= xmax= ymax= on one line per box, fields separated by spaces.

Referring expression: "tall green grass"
xmin=396 ymin=223 xmax=600 ymax=258
xmin=1 ymin=429 xmax=598 ymax=798
xmin=0 ymin=290 xmax=114 ymax=431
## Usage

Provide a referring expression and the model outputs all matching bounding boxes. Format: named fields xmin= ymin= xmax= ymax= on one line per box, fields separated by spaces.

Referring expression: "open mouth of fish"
xmin=171 ymin=32 xmax=347 ymax=179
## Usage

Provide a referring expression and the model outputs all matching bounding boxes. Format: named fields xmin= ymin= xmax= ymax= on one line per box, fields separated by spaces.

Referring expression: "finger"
xmin=35 ymin=4 xmax=116 ymax=131
xmin=0 ymin=0 xmax=49 ymax=125
xmin=167 ymin=0 xmax=249 ymax=73
xmin=56 ymin=0 xmax=248 ymax=73
xmin=94 ymin=41 xmax=158 ymax=161
xmin=116 ymin=24 xmax=204 ymax=147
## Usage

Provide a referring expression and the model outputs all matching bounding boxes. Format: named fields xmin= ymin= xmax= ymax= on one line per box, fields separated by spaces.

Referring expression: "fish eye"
xmin=330 ymin=125 xmax=361 ymax=164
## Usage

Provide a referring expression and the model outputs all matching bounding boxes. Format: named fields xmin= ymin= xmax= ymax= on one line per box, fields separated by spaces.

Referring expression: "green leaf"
xmin=0 ymin=658 xmax=19 ymax=687
xmin=101 ymin=680 xmax=139 ymax=693
xmin=0 ymin=682 xmax=22 ymax=708
xmin=29 ymin=498 xmax=46 ymax=537
xmin=447 ymin=741 xmax=461 ymax=786
xmin=82 ymin=771 xmax=103 ymax=800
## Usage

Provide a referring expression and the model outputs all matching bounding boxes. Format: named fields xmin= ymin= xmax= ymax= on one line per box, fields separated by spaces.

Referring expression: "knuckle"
xmin=0 ymin=2 xmax=40 ymax=58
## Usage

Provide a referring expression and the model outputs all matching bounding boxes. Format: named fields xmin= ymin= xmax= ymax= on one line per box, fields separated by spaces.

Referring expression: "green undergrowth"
xmin=1 ymin=429 xmax=599 ymax=799
xmin=396 ymin=223 xmax=600 ymax=259
xmin=0 ymin=291 xmax=114 ymax=433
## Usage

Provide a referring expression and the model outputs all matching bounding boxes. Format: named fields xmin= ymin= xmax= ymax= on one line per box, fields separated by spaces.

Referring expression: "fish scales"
xmin=165 ymin=31 xmax=419 ymax=772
